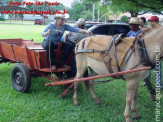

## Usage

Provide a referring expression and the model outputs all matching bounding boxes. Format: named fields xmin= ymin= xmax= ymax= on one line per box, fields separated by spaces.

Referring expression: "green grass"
xmin=0 ymin=23 xmax=163 ymax=122
xmin=0 ymin=24 xmax=45 ymax=42
xmin=2 ymin=20 xmax=35 ymax=24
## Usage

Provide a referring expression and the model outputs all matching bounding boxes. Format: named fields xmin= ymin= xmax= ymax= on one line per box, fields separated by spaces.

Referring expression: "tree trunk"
xmin=130 ymin=11 xmax=138 ymax=17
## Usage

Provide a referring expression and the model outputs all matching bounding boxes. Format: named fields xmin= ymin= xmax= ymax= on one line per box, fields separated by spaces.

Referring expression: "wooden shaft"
xmin=45 ymin=67 xmax=151 ymax=86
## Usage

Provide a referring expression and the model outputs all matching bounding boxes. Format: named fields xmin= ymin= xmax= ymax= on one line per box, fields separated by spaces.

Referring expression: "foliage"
xmin=125 ymin=0 xmax=163 ymax=15
xmin=81 ymin=10 xmax=93 ymax=21
xmin=69 ymin=3 xmax=86 ymax=21
xmin=0 ymin=0 xmax=23 ymax=5
xmin=120 ymin=16 xmax=129 ymax=23
xmin=0 ymin=16 xmax=5 ymax=21
xmin=25 ymin=2 xmax=65 ymax=12
xmin=87 ymin=0 xmax=163 ymax=16
xmin=69 ymin=0 xmax=100 ymax=21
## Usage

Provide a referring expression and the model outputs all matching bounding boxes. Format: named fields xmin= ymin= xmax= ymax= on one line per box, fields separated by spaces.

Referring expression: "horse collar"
xmin=137 ymin=38 xmax=155 ymax=69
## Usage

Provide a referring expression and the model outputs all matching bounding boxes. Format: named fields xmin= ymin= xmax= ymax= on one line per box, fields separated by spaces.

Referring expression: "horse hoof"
xmin=133 ymin=116 xmax=141 ymax=120
xmin=96 ymin=102 xmax=101 ymax=105
xmin=75 ymin=103 xmax=80 ymax=106
xmin=151 ymin=95 xmax=156 ymax=102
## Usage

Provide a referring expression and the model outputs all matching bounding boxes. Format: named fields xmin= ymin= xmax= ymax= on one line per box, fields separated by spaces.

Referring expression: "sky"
xmin=24 ymin=0 xmax=74 ymax=8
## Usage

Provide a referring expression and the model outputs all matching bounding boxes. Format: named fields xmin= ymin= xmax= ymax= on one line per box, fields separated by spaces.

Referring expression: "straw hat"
xmin=54 ymin=14 xmax=66 ymax=19
xmin=54 ymin=11 xmax=70 ymax=19
xmin=77 ymin=18 xmax=85 ymax=25
xmin=129 ymin=17 xmax=141 ymax=25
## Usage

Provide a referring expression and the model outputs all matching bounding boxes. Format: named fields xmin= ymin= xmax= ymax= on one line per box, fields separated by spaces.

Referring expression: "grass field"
xmin=1 ymin=20 xmax=34 ymax=24
xmin=0 ymin=23 xmax=162 ymax=122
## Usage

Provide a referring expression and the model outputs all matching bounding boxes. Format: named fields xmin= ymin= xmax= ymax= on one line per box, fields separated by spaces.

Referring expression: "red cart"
xmin=0 ymin=38 xmax=74 ymax=93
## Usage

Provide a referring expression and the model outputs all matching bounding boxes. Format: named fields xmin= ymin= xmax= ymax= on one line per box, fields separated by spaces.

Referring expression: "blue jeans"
xmin=42 ymin=40 xmax=74 ymax=66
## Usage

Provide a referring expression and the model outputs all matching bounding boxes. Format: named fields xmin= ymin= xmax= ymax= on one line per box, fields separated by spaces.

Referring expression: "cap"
xmin=76 ymin=18 xmax=85 ymax=25
xmin=148 ymin=16 xmax=159 ymax=22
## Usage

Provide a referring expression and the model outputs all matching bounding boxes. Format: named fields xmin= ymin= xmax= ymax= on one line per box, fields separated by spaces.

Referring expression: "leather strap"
xmin=137 ymin=39 xmax=155 ymax=69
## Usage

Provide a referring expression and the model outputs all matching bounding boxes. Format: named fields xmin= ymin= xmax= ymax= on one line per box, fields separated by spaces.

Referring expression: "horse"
xmin=73 ymin=26 xmax=163 ymax=122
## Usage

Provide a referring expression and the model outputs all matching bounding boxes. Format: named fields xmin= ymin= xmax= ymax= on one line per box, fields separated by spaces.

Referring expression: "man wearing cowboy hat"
xmin=42 ymin=13 xmax=92 ymax=71
xmin=66 ymin=18 xmax=89 ymax=45
xmin=126 ymin=17 xmax=141 ymax=37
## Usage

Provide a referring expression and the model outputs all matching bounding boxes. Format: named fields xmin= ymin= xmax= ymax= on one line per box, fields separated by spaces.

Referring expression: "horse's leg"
xmin=86 ymin=58 xmax=109 ymax=104
xmin=124 ymin=80 xmax=136 ymax=122
xmin=73 ymin=54 xmax=87 ymax=106
xmin=131 ymin=83 xmax=141 ymax=120
xmin=89 ymin=80 xmax=101 ymax=104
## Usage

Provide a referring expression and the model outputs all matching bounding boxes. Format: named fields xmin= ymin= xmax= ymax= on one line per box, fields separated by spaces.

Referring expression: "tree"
xmin=0 ymin=0 xmax=23 ymax=6
xmin=69 ymin=0 xmax=100 ymax=21
xmin=69 ymin=3 xmax=86 ymax=20
xmin=81 ymin=10 xmax=93 ymax=20
xmin=120 ymin=16 xmax=129 ymax=23
xmin=87 ymin=0 xmax=163 ymax=16
xmin=126 ymin=0 xmax=163 ymax=15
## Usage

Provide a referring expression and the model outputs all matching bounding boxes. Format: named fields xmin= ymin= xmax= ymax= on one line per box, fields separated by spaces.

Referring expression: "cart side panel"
xmin=35 ymin=50 xmax=64 ymax=69
xmin=0 ymin=43 xmax=16 ymax=61
xmin=36 ymin=50 xmax=49 ymax=69
xmin=28 ymin=50 xmax=40 ymax=69
xmin=13 ymin=46 xmax=29 ymax=65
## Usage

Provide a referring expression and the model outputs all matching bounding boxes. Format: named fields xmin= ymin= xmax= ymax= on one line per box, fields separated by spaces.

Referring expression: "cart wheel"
xmin=11 ymin=63 xmax=31 ymax=93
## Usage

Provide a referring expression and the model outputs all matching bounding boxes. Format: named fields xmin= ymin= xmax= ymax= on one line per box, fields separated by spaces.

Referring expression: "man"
xmin=126 ymin=17 xmax=141 ymax=37
xmin=148 ymin=15 xmax=162 ymax=89
xmin=66 ymin=18 xmax=89 ymax=45
xmin=41 ymin=15 xmax=91 ymax=71
xmin=148 ymin=15 xmax=161 ymax=28
xmin=127 ymin=17 xmax=156 ymax=101
xmin=139 ymin=17 xmax=147 ymax=30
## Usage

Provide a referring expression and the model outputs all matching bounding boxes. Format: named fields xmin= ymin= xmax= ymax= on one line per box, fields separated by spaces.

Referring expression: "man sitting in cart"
xmin=41 ymin=13 xmax=92 ymax=71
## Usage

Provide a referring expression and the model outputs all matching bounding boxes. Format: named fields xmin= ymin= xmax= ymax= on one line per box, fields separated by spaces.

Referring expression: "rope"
xmin=48 ymin=29 xmax=58 ymax=91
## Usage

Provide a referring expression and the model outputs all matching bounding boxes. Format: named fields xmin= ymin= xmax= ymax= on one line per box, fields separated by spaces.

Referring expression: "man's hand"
xmin=85 ymin=30 xmax=92 ymax=35
xmin=43 ymin=29 xmax=51 ymax=37
xmin=46 ymin=29 xmax=51 ymax=35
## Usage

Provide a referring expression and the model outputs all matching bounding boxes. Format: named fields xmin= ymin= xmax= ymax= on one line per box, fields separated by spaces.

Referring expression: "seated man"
xmin=66 ymin=18 xmax=90 ymax=45
xmin=41 ymin=15 xmax=91 ymax=71
xmin=126 ymin=17 xmax=141 ymax=37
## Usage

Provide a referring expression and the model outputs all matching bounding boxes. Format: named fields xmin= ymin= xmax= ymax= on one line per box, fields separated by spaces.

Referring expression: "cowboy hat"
xmin=76 ymin=18 xmax=85 ymax=25
xmin=54 ymin=14 xmax=66 ymax=19
xmin=129 ymin=17 xmax=141 ymax=25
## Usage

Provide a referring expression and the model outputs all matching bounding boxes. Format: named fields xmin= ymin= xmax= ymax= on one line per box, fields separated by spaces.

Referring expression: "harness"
xmin=76 ymin=34 xmax=126 ymax=80
xmin=75 ymin=34 xmax=158 ymax=80
xmin=104 ymin=34 xmax=126 ymax=80
xmin=136 ymin=38 xmax=156 ymax=69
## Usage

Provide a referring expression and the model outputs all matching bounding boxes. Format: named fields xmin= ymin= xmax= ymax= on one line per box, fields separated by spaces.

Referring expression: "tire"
xmin=11 ymin=63 xmax=31 ymax=93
